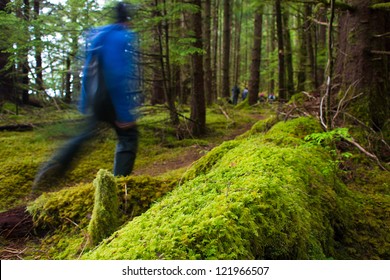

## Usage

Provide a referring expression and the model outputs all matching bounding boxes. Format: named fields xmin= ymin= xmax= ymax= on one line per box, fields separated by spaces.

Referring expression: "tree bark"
xmin=211 ymin=0 xmax=220 ymax=102
xmin=324 ymin=0 xmax=336 ymax=129
xmin=233 ymin=0 xmax=243 ymax=87
xmin=190 ymin=0 xmax=206 ymax=136
xmin=304 ymin=5 xmax=316 ymax=91
xmin=21 ymin=0 xmax=30 ymax=104
xmin=221 ymin=0 xmax=231 ymax=99
xmin=248 ymin=6 xmax=263 ymax=106
xmin=267 ymin=10 xmax=276 ymax=96
xmin=334 ymin=0 xmax=390 ymax=130
xmin=151 ymin=4 xmax=165 ymax=105
xmin=33 ymin=0 xmax=44 ymax=95
xmin=296 ymin=9 xmax=307 ymax=92
xmin=154 ymin=0 xmax=179 ymax=125
xmin=203 ymin=0 xmax=213 ymax=105
xmin=275 ymin=0 xmax=286 ymax=102
xmin=283 ymin=9 xmax=294 ymax=98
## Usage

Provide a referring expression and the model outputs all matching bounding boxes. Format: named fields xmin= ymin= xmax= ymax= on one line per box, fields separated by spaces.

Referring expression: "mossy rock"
xmin=83 ymin=117 xmax=358 ymax=260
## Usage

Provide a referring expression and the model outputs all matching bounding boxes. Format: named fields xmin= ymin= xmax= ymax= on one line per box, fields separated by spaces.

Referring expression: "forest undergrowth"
xmin=0 ymin=99 xmax=389 ymax=260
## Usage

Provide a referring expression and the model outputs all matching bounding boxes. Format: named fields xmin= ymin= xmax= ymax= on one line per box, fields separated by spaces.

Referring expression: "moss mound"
xmin=88 ymin=170 xmax=119 ymax=246
xmin=83 ymin=117 xmax=359 ymax=260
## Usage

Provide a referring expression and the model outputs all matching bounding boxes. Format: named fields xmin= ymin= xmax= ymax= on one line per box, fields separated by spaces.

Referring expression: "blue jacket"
xmin=80 ymin=24 xmax=140 ymax=123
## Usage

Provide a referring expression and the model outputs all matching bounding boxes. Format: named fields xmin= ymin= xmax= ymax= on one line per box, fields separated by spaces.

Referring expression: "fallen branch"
xmin=218 ymin=105 xmax=232 ymax=121
xmin=345 ymin=137 xmax=388 ymax=171
xmin=339 ymin=111 xmax=390 ymax=152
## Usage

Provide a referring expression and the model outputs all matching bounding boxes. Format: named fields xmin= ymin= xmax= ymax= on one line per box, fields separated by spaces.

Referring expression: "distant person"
xmin=32 ymin=2 xmax=141 ymax=193
xmin=268 ymin=93 xmax=275 ymax=103
xmin=231 ymin=85 xmax=240 ymax=105
xmin=258 ymin=92 xmax=266 ymax=103
xmin=242 ymin=87 xmax=248 ymax=100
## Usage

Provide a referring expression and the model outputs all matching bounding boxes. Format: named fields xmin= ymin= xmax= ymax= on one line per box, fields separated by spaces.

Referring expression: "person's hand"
xmin=115 ymin=121 xmax=136 ymax=130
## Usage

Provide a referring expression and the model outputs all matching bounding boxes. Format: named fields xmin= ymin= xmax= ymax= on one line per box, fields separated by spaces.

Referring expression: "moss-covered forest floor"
xmin=0 ymin=99 xmax=389 ymax=260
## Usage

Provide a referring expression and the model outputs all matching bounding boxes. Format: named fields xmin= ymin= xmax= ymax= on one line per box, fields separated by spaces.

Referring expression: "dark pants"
xmin=44 ymin=116 xmax=138 ymax=177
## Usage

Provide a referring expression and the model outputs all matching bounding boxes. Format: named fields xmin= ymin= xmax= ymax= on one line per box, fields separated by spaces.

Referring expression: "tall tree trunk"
xmin=296 ymin=10 xmax=307 ymax=92
xmin=233 ymin=0 xmax=243 ymax=86
xmin=190 ymin=0 xmax=206 ymax=136
xmin=335 ymin=0 xmax=390 ymax=130
xmin=275 ymin=0 xmax=286 ymax=102
xmin=65 ymin=56 xmax=71 ymax=103
xmin=33 ymin=0 xmax=44 ymax=95
xmin=221 ymin=0 xmax=231 ymax=99
xmin=248 ymin=6 xmax=263 ymax=106
xmin=0 ymin=0 xmax=14 ymax=103
xmin=211 ymin=0 xmax=220 ymax=102
xmin=203 ymin=0 xmax=212 ymax=105
xmin=268 ymin=11 xmax=276 ymax=96
xmin=151 ymin=5 xmax=165 ymax=105
xmin=304 ymin=5 xmax=316 ymax=91
xmin=283 ymin=9 xmax=294 ymax=98
xmin=21 ymin=0 xmax=30 ymax=104
xmin=324 ymin=0 xmax=336 ymax=129
xmin=316 ymin=7 xmax=327 ymax=87
xmin=155 ymin=0 xmax=179 ymax=125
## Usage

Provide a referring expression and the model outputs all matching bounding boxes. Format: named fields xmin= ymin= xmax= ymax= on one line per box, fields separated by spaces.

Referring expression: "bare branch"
xmin=345 ymin=138 xmax=388 ymax=171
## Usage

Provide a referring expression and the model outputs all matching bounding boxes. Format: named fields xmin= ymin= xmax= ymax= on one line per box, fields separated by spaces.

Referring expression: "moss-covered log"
xmin=82 ymin=117 xmax=383 ymax=260
xmin=25 ymin=117 xmax=390 ymax=260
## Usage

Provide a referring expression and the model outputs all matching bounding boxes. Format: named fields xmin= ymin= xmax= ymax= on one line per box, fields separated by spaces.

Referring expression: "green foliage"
xmin=304 ymin=128 xmax=354 ymax=178
xmin=304 ymin=128 xmax=352 ymax=146
xmin=88 ymin=170 xmax=119 ymax=246
xmin=371 ymin=3 xmax=390 ymax=10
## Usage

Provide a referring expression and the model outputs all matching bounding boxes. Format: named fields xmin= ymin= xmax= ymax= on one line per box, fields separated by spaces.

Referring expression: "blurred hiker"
xmin=32 ymin=2 xmax=142 ymax=194
xmin=232 ymin=85 xmax=240 ymax=105
xmin=242 ymin=87 xmax=248 ymax=100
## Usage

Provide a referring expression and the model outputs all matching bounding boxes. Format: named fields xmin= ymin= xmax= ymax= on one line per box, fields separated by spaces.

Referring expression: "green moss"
xmin=0 ymin=131 xmax=55 ymax=211
xmin=289 ymin=92 xmax=309 ymax=105
xmin=27 ymin=183 xmax=95 ymax=229
xmin=88 ymin=170 xmax=119 ymax=246
xmin=83 ymin=117 xmax=352 ymax=260
xmin=264 ymin=117 xmax=323 ymax=146
xmin=371 ymin=3 xmax=390 ymax=10
xmin=237 ymin=116 xmax=279 ymax=139
xmin=26 ymin=174 xmax=178 ymax=259
xmin=3 ymin=105 xmax=389 ymax=260
xmin=182 ymin=140 xmax=241 ymax=181
xmin=27 ymin=175 xmax=178 ymax=230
